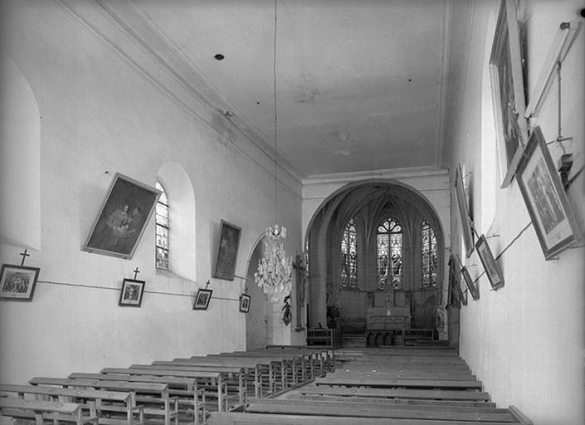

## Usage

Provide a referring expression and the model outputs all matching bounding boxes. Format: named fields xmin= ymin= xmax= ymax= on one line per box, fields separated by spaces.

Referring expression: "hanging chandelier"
xmin=255 ymin=225 xmax=293 ymax=302
xmin=254 ymin=0 xmax=292 ymax=303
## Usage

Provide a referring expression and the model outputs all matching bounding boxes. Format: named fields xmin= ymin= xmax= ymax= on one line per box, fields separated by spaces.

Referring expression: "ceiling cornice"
xmin=53 ymin=0 xmax=303 ymax=188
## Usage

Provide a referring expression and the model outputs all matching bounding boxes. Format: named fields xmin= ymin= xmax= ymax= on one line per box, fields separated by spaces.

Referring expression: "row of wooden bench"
xmin=0 ymin=347 xmax=332 ymax=425
xmin=209 ymin=346 xmax=533 ymax=425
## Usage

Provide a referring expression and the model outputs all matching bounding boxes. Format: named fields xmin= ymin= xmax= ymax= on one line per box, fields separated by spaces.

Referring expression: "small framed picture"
xmin=239 ymin=294 xmax=251 ymax=313
xmin=475 ymin=235 xmax=505 ymax=290
xmin=0 ymin=264 xmax=40 ymax=301
xmin=193 ymin=289 xmax=213 ymax=310
xmin=461 ymin=266 xmax=479 ymax=301
xmin=119 ymin=278 xmax=146 ymax=307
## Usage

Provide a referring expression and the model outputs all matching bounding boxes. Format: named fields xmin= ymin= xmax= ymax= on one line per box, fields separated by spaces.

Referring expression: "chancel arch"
xmin=306 ymin=180 xmax=445 ymax=341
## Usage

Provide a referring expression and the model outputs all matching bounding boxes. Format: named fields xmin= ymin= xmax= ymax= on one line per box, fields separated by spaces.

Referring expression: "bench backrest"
xmin=0 ymin=383 xmax=130 ymax=402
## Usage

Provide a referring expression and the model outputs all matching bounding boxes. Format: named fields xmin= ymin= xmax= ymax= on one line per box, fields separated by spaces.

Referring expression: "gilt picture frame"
xmin=454 ymin=164 xmax=475 ymax=258
xmin=475 ymin=235 xmax=505 ymax=290
xmin=193 ymin=289 xmax=213 ymax=310
xmin=489 ymin=0 xmax=529 ymax=188
xmin=461 ymin=266 xmax=479 ymax=301
xmin=239 ymin=294 xmax=251 ymax=313
xmin=516 ymin=126 xmax=582 ymax=260
xmin=119 ymin=278 xmax=145 ymax=307
xmin=0 ymin=264 xmax=40 ymax=301
xmin=83 ymin=173 xmax=161 ymax=260
xmin=213 ymin=220 xmax=241 ymax=281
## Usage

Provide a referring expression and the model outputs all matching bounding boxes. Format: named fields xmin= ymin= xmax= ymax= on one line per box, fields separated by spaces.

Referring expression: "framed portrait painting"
xmin=475 ymin=235 xmax=505 ymax=290
xmin=461 ymin=266 xmax=479 ymax=301
xmin=119 ymin=278 xmax=145 ymax=307
xmin=239 ymin=294 xmax=251 ymax=313
xmin=83 ymin=173 xmax=161 ymax=260
xmin=454 ymin=164 xmax=475 ymax=258
xmin=0 ymin=264 xmax=40 ymax=301
xmin=516 ymin=126 xmax=581 ymax=260
xmin=193 ymin=289 xmax=213 ymax=310
xmin=489 ymin=0 xmax=529 ymax=188
xmin=213 ymin=220 xmax=241 ymax=281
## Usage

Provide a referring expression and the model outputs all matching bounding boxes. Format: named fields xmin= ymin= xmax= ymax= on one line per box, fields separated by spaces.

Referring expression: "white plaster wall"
xmin=450 ymin=1 xmax=585 ymax=423
xmin=0 ymin=0 xmax=301 ymax=384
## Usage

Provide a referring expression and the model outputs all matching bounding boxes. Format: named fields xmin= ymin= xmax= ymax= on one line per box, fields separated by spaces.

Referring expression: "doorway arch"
xmin=305 ymin=179 xmax=445 ymax=341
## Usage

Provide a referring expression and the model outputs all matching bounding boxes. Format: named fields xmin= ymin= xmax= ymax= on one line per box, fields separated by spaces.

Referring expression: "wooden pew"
xmin=315 ymin=375 xmax=483 ymax=390
xmin=0 ymin=398 xmax=97 ymax=425
xmin=67 ymin=373 xmax=204 ymax=425
xmin=177 ymin=357 xmax=274 ymax=399
xmin=0 ymin=384 xmax=143 ymax=425
xmin=325 ymin=369 xmax=476 ymax=381
xmin=209 ymin=408 xmax=533 ymax=424
xmin=146 ymin=362 xmax=247 ymax=407
xmin=100 ymin=368 xmax=223 ymax=415
xmin=244 ymin=397 xmax=519 ymax=422
xmin=29 ymin=378 xmax=177 ymax=425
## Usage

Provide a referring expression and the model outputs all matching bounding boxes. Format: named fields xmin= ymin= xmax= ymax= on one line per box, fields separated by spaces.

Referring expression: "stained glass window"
xmin=421 ymin=219 xmax=437 ymax=287
xmin=377 ymin=218 xmax=402 ymax=289
xmin=340 ymin=218 xmax=357 ymax=289
xmin=155 ymin=181 xmax=169 ymax=270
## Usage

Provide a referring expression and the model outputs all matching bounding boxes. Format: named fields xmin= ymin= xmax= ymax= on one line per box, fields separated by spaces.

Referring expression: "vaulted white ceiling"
xmin=109 ymin=0 xmax=464 ymax=180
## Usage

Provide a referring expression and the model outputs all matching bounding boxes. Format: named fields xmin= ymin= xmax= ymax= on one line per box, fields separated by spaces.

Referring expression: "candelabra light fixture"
xmin=254 ymin=0 xmax=293 ymax=303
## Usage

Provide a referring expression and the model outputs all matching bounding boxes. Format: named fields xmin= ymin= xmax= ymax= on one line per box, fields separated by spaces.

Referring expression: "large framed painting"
xmin=454 ymin=164 xmax=474 ymax=258
xmin=0 ymin=264 xmax=40 ymax=301
xmin=489 ymin=0 xmax=529 ymax=188
xmin=516 ymin=126 xmax=582 ymax=260
xmin=475 ymin=235 xmax=505 ymax=291
xmin=213 ymin=220 xmax=241 ymax=281
xmin=83 ymin=173 xmax=161 ymax=260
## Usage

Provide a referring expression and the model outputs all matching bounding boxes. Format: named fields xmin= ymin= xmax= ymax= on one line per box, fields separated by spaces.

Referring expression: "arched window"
xmin=421 ymin=219 xmax=437 ymax=287
xmin=155 ymin=181 xmax=170 ymax=270
xmin=377 ymin=218 xmax=403 ymax=289
xmin=340 ymin=218 xmax=357 ymax=289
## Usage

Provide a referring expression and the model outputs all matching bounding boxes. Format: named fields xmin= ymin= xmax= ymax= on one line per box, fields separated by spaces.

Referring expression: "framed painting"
xmin=193 ymin=289 xmax=213 ymax=310
xmin=213 ymin=220 xmax=241 ymax=281
xmin=119 ymin=278 xmax=146 ymax=307
xmin=516 ymin=126 xmax=582 ymax=260
xmin=83 ymin=173 xmax=161 ymax=260
xmin=0 ymin=264 xmax=40 ymax=301
xmin=239 ymin=294 xmax=251 ymax=313
xmin=475 ymin=235 xmax=505 ymax=290
xmin=489 ymin=0 xmax=529 ymax=188
xmin=461 ymin=266 xmax=479 ymax=301
xmin=454 ymin=164 xmax=474 ymax=258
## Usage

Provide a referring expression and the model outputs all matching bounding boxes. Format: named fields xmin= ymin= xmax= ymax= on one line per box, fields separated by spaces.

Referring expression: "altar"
xmin=365 ymin=306 xmax=411 ymax=346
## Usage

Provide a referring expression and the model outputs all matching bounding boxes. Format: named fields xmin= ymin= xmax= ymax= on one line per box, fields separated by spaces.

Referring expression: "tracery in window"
xmin=377 ymin=218 xmax=403 ymax=290
xmin=340 ymin=218 xmax=357 ymax=289
xmin=155 ymin=181 xmax=169 ymax=270
xmin=421 ymin=219 xmax=437 ymax=287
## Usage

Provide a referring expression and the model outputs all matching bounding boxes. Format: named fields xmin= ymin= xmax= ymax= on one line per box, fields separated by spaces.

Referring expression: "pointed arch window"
xmin=155 ymin=181 xmax=170 ymax=270
xmin=421 ymin=219 xmax=437 ymax=287
xmin=377 ymin=218 xmax=403 ymax=289
xmin=340 ymin=218 xmax=357 ymax=289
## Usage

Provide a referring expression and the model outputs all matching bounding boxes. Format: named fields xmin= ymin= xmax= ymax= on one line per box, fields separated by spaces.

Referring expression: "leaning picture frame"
xmin=239 ymin=294 xmax=251 ymax=313
xmin=516 ymin=126 xmax=582 ymax=260
xmin=213 ymin=220 xmax=242 ymax=281
xmin=193 ymin=289 xmax=213 ymax=310
xmin=461 ymin=266 xmax=479 ymax=301
xmin=489 ymin=0 xmax=529 ymax=188
xmin=475 ymin=235 xmax=505 ymax=290
xmin=454 ymin=164 xmax=475 ymax=258
xmin=0 ymin=264 xmax=40 ymax=301
xmin=119 ymin=278 xmax=146 ymax=307
xmin=83 ymin=173 xmax=161 ymax=260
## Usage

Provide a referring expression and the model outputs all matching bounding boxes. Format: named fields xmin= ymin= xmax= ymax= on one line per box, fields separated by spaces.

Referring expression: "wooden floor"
xmin=209 ymin=345 xmax=533 ymax=425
